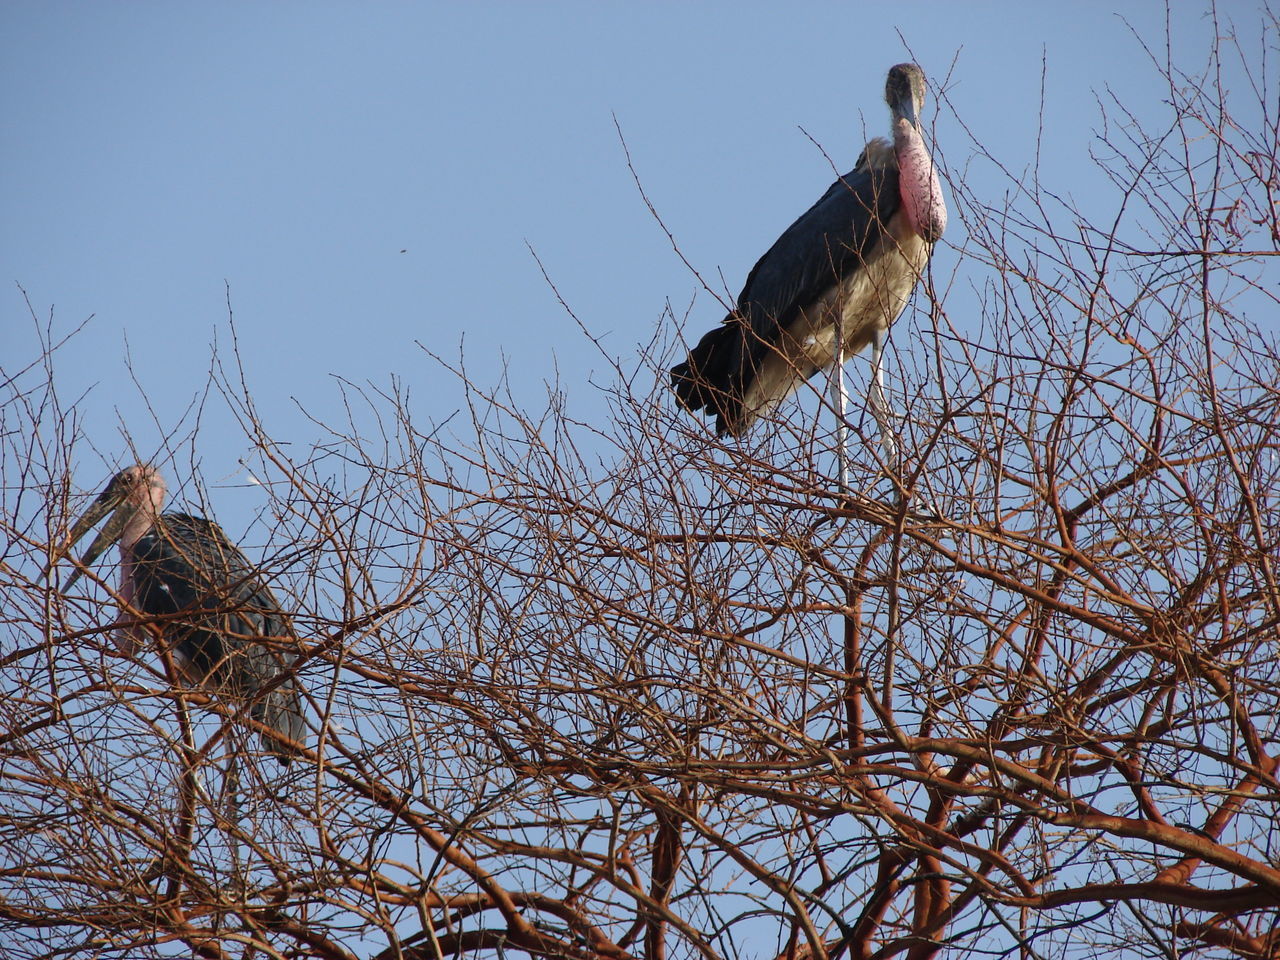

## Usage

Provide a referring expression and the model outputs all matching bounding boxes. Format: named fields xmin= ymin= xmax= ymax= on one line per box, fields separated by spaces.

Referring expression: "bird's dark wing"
xmin=672 ymin=161 xmax=901 ymax=435
xmin=129 ymin=512 xmax=305 ymax=763
xmin=737 ymin=162 xmax=899 ymax=338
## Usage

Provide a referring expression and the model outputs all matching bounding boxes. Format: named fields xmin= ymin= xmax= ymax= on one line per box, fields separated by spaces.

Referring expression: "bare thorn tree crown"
xmin=4 ymin=16 xmax=1280 ymax=960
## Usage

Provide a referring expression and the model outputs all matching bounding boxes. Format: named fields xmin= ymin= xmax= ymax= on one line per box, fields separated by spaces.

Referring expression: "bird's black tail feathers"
xmin=254 ymin=682 xmax=306 ymax=766
xmin=671 ymin=317 xmax=747 ymax=437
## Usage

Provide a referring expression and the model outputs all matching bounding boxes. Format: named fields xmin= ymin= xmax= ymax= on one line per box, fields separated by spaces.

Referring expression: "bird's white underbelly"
xmin=741 ymin=215 xmax=929 ymax=424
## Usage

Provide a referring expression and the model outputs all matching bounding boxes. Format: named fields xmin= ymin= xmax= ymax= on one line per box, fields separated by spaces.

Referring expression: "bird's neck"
xmin=893 ymin=119 xmax=947 ymax=244
xmin=119 ymin=509 xmax=158 ymax=552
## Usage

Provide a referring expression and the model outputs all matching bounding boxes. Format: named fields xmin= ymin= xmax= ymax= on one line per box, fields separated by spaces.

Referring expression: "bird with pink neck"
xmin=46 ymin=464 xmax=306 ymax=769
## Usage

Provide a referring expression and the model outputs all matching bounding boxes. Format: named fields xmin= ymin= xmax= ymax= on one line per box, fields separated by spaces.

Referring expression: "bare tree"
xmin=3 ymin=13 xmax=1278 ymax=960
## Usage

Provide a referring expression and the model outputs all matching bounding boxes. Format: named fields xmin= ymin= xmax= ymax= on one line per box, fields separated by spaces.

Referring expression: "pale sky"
xmin=2 ymin=1 xmax=1253 ymax=528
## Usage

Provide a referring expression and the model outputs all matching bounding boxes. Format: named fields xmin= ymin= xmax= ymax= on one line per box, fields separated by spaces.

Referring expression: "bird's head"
xmin=885 ymin=62 xmax=928 ymax=131
xmin=44 ymin=464 xmax=166 ymax=589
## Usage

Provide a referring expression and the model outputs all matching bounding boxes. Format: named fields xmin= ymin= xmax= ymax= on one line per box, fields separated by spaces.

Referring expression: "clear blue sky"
xmin=1 ymin=2 xmax=1250 ymax=526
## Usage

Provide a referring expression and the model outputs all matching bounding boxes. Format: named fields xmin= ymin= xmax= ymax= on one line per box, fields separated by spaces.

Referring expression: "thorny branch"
xmin=3 ymin=11 xmax=1279 ymax=960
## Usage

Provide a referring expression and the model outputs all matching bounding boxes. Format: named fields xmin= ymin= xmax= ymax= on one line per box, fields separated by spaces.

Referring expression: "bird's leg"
xmin=868 ymin=326 xmax=900 ymax=472
xmin=869 ymin=328 xmax=941 ymax=520
xmin=832 ymin=316 xmax=852 ymax=491
xmin=223 ymin=750 xmax=246 ymax=893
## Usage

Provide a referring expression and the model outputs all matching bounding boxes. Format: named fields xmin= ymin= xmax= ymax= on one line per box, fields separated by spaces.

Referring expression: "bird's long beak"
xmin=890 ymin=86 xmax=920 ymax=131
xmin=44 ymin=487 xmax=134 ymax=590
xmin=897 ymin=95 xmax=920 ymax=131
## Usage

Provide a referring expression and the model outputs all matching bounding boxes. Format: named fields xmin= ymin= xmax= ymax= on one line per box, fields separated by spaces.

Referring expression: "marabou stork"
xmin=48 ymin=465 xmax=305 ymax=765
xmin=671 ymin=63 xmax=946 ymax=458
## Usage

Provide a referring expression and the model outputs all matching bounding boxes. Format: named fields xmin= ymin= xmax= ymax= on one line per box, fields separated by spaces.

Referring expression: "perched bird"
xmin=48 ymin=465 xmax=305 ymax=765
xmin=672 ymin=63 xmax=947 ymax=443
